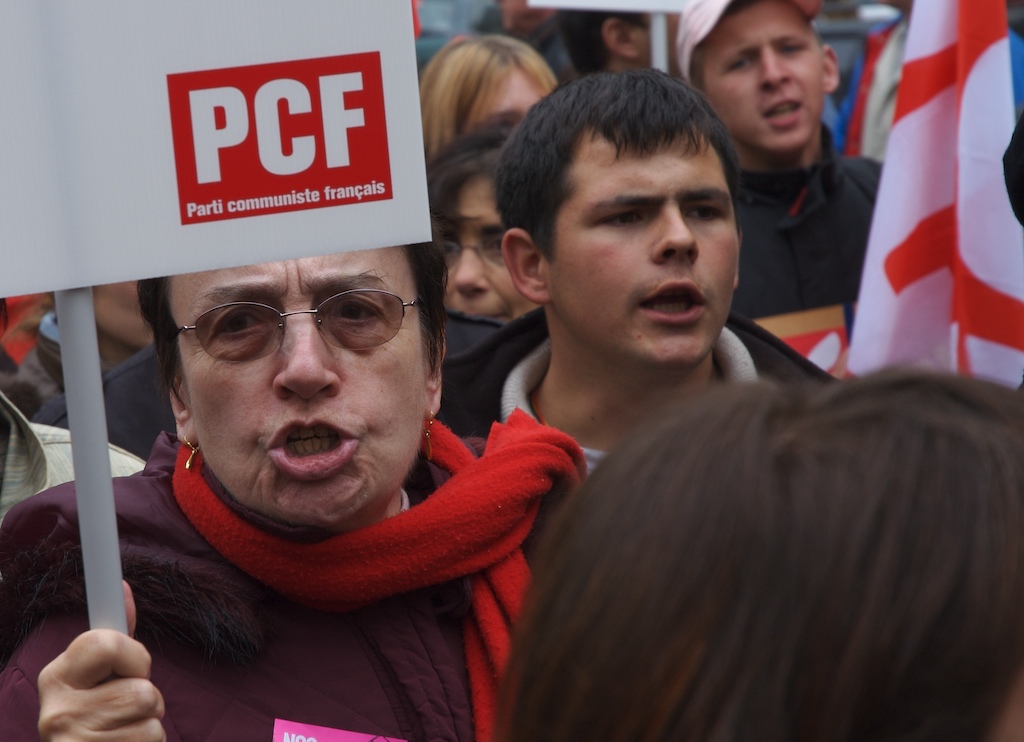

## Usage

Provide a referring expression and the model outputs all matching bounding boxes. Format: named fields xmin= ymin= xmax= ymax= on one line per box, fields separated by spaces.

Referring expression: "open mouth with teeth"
xmin=286 ymin=425 xmax=341 ymax=456
xmin=766 ymin=101 xmax=799 ymax=118
xmin=642 ymin=291 xmax=700 ymax=313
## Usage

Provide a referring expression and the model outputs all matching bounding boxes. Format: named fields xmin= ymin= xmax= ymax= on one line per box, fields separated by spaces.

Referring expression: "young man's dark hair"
xmin=557 ymin=10 xmax=647 ymax=75
xmin=495 ymin=68 xmax=740 ymax=259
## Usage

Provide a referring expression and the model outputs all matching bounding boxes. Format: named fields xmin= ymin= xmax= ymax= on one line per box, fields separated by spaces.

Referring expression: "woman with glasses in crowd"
xmin=0 ymin=238 xmax=583 ymax=741
xmin=429 ymin=123 xmax=538 ymax=325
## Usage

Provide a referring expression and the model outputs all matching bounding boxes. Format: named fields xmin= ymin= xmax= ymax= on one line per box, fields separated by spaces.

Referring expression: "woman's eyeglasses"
xmin=177 ymin=289 xmax=419 ymax=362
xmin=441 ymin=235 xmax=504 ymax=268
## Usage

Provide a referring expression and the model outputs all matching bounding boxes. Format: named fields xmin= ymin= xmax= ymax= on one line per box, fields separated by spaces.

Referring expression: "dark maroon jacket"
xmin=0 ymin=433 xmax=478 ymax=742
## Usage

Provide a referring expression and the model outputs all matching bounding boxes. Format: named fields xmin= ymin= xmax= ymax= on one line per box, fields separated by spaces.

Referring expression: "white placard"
xmin=529 ymin=0 xmax=682 ymax=12
xmin=0 ymin=0 xmax=429 ymax=297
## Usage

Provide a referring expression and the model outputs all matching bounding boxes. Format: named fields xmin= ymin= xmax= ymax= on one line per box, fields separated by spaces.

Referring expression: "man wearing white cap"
xmin=676 ymin=0 xmax=881 ymax=320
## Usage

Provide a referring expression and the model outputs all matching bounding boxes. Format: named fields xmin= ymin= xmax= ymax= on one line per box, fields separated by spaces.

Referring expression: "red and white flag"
xmin=847 ymin=0 xmax=1024 ymax=386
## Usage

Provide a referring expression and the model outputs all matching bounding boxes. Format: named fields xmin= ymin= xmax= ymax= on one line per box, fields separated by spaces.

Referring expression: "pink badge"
xmin=273 ymin=718 xmax=406 ymax=742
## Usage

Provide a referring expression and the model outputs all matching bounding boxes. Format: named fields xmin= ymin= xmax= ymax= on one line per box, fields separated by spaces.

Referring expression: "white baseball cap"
xmin=676 ymin=0 xmax=823 ymax=82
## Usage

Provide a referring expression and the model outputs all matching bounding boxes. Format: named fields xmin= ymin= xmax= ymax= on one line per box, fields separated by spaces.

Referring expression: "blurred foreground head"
xmin=500 ymin=369 xmax=1024 ymax=742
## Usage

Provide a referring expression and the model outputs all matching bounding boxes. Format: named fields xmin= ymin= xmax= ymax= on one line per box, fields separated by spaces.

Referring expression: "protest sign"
xmin=1 ymin=0 xmax=428 ymax=297
xmin=755 ymin=304 xmax=854 ymax=378
xmin=0 ymin=0 xmax=427 ymax=632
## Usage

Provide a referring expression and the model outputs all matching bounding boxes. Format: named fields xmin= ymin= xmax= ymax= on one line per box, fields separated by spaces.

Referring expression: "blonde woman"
xmin=420 ymin=34 xmax=556 ymax=162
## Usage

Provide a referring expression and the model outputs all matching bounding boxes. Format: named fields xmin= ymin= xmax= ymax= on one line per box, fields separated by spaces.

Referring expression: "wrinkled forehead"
xmin=168 ymin=246 xmax=414 ymax=317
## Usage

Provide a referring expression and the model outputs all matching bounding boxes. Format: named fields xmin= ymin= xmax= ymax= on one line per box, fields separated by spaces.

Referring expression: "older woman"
xmin=0 ymin=240 xmax=583 ymax=741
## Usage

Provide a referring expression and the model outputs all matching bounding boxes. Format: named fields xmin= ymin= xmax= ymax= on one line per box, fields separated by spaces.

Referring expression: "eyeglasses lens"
xmin=442 ymin=241 xmax=462 ymax=267
xmin=317 ymin=291 xmax=404 ymax=349
xmin=196 ymin=303 xmax=279 ymax=362
xmin=479 ymin=235 xmax=504 ymax=265
xmin=193 ymin=290 xmax=406 ymax=361
xmin=442 ymin=237 xmax=505 ymax=267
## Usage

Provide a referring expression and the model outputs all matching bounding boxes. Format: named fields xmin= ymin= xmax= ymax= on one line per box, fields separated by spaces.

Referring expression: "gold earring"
xmin=423 ymin=416 xmax=435 ymax=461
xmin=182 ymin=436 xmax=199 ymax=470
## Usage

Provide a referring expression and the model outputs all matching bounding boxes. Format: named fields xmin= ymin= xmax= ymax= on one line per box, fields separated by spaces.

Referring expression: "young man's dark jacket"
xmin=730 ymin=129 xmax=881 ymax=320
xmin=440 ymin=308 xmax=831 ymax=440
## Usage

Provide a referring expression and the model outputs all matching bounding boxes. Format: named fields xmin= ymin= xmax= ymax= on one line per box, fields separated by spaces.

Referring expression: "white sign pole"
xmin=54 ymin=289 xmax=127 ymax=633
xmin=650 ymin=12 xmax=668 ymax=72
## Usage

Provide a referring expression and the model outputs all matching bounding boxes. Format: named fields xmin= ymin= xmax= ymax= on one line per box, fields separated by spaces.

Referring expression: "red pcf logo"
xmin=167 ymin=52 xmax=391 ymax=225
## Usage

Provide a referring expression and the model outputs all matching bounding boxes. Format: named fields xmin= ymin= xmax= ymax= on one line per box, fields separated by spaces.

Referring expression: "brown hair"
xmin=419 ymin=34 xmax=556 ymax=162
xmin=138 ymin=238 xmax=447 ymax=400
xmin=499 ymin=370 xmax=1024 ymax=742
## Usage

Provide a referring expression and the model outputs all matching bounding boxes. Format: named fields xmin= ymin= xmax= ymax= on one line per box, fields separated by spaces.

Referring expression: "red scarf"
xmin=172 ymin=409 xmax=584 ymax=742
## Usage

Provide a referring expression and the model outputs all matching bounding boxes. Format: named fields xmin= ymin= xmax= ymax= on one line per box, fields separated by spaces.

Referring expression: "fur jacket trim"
xmin=0 ymin=540 xmax=269 ymax=668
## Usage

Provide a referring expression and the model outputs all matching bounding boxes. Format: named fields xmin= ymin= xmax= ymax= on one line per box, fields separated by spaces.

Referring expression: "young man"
xmin=558 ymin=10 xmax=681 ymax=77
xmin=440 ymin=69 xmax=828 ymax=472
xmin=676 ymin=0 xmax=881 ymax=319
